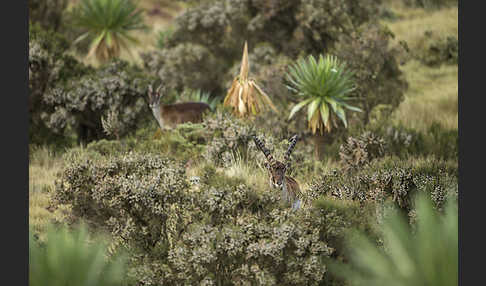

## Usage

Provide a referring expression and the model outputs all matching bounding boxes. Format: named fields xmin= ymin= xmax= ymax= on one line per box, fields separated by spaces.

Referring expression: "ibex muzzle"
xmin=253 ymin=134 xmax=302 ymax=210
xmin=148 ymin=83 xmax=210 ymax=129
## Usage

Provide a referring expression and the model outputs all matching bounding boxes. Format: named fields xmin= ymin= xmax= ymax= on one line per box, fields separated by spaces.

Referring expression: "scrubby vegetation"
xmin=29 ymin=0 xmax=458 ymax=285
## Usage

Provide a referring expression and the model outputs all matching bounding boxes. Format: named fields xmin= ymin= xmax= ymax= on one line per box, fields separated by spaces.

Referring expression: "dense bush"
xmin=201 ymin=109 xmax=257 ymax=166
xmin=339 ymin=132 xmax=387 ymax=171
xmin=333 ymin=23 xmax=408 ymax=123
xmin=307 ymin=156 xmax=458 ymax=217
xmin=53 ymin=152 xmax=378 ymax=285
xmin=141 ymin=43 xmax=227 ymax=94
xmin=367 ymin=122 xmax=458 ymax=160
xmin=40 ymin=59 xmax=155 ymax=144
xmin=29 ymin=23 xmax=92 ymax=147
xmin=28 ymin=0 xmax=68 ymax=32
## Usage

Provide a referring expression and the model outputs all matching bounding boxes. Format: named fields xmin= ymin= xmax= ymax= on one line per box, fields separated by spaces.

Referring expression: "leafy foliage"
xmin=29 ymin=224 xmax=128 ymax=286
xmin=41 ymin=59 xmax=155 ymax=143
xmin=156 ymin=27 xmax=174 ymax=50
xmin=72 ymin=0 xmax=147 ymax=62
xmin=286 ymin=54 xmax=361 ymax=134
xmin=329 ymin=193 xmax=457 ymax=286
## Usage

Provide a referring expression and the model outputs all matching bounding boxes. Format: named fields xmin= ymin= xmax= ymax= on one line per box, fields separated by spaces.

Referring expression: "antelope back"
xmin=160 ymin=102 xmax=210 ymax=126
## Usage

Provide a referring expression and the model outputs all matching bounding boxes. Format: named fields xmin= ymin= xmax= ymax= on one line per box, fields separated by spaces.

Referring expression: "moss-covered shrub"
xmin=53 ymin=152 xmax=376 ymax=285
xmin=41 ymin=59 xmax=155 ymax=144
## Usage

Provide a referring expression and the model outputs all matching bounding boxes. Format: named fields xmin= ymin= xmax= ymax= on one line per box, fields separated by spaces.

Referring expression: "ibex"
xmin=253 ymin=134 xmax=302 ymax=210
xmin=147 ymin=84 xmax=210 ymax=130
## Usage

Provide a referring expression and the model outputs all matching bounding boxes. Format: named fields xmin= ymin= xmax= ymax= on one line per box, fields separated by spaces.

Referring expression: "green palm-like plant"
xmin=29 ymin=224 xmax=128 ymax=286
xmin=329 ymin=194 xmax=458 ymax=286
xmin=286 ymin=54 xmax=361 ymax=158
xmin=73 ymin=0 xmax=146 ymax=62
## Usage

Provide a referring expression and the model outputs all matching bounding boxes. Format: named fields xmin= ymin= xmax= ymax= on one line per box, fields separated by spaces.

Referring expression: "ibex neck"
xmin=151 ymin=105 xmax=165 ymax=129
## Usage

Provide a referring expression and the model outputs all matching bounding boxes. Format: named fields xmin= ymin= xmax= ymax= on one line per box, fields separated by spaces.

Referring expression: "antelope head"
xmin=147 ymin=84 xmax=165 ymax=110
xmin=147 ymin=84 xmax=166 ymax=127
xmin=252 ymin=134 xmax=299 ymax=190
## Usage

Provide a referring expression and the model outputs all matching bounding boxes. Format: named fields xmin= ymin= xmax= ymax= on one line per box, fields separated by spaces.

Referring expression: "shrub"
xmin=333 ymin=23 xmax=408 ymax=124
xmin=141 ymin=43 xmax=227 ymax=94
xmin=28 ymin=0 xmax=68 ymax=32
xmin=29 ymin=223 xmax=128 ymax=286
xmin=367 ymin=122 xmax=458 ymax=160
xmin=339 ymin=131 xmax=387 ymax=171
xmin=53 ymin=151 xmax=377 ymax=285
xmin=307 ymin=156 xmax=458 ymax=216
xmin=418 ymin=32 xmax=458 ymax=66
xmin=329 ymin=193 xmax=457 ymax=286
xmin=29 ymin=23 xmax=91 ymax=147
xmin=201 ymin=109 xmax=257 ymax=166
xmin=41 ymin=59 xmax=155 ymax=144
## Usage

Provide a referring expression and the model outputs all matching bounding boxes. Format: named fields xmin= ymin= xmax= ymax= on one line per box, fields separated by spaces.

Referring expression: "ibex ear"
xmin=148 ymin=84 xmax=153 ymax=93
xmin=264 ymin=161 xmax=270 ymax=171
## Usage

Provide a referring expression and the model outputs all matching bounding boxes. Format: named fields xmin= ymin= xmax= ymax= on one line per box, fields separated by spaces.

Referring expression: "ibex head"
xmin=253 ymin=134 xmax=299 ymax=190
xmin=147 ymin=84 xmax=166 ymax=109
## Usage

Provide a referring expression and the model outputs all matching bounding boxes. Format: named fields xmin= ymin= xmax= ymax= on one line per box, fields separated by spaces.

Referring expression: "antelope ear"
xmin=264 ymin=161 xmax=270 ymax=170
xmin=148 ymin=84 xmax=153 ymax=93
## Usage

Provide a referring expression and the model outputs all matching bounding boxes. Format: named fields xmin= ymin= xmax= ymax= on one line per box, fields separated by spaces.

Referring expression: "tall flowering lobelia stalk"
xmin=223 ymin=41 xmax=277 ymax=117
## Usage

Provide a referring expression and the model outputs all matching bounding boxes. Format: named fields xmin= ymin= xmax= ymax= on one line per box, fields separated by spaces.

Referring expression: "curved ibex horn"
xmin=252 ymin=135 xmax=276 ymax=164
xmin=284 ymin=134 xmax=299 ymax=164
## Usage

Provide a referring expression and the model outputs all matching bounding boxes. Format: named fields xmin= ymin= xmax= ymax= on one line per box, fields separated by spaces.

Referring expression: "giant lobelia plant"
xmin=72 ymin=0 xmax=147 ymax=63
xmin=286 ymin=54 xmax=362 ymax=158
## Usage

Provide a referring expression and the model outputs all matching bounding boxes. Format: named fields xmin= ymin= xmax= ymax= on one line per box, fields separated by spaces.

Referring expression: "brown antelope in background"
xmin=147 ymin=84 xmax=210 ymax=130
xmin=253 ymin=134 xmax=302 ymax=210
